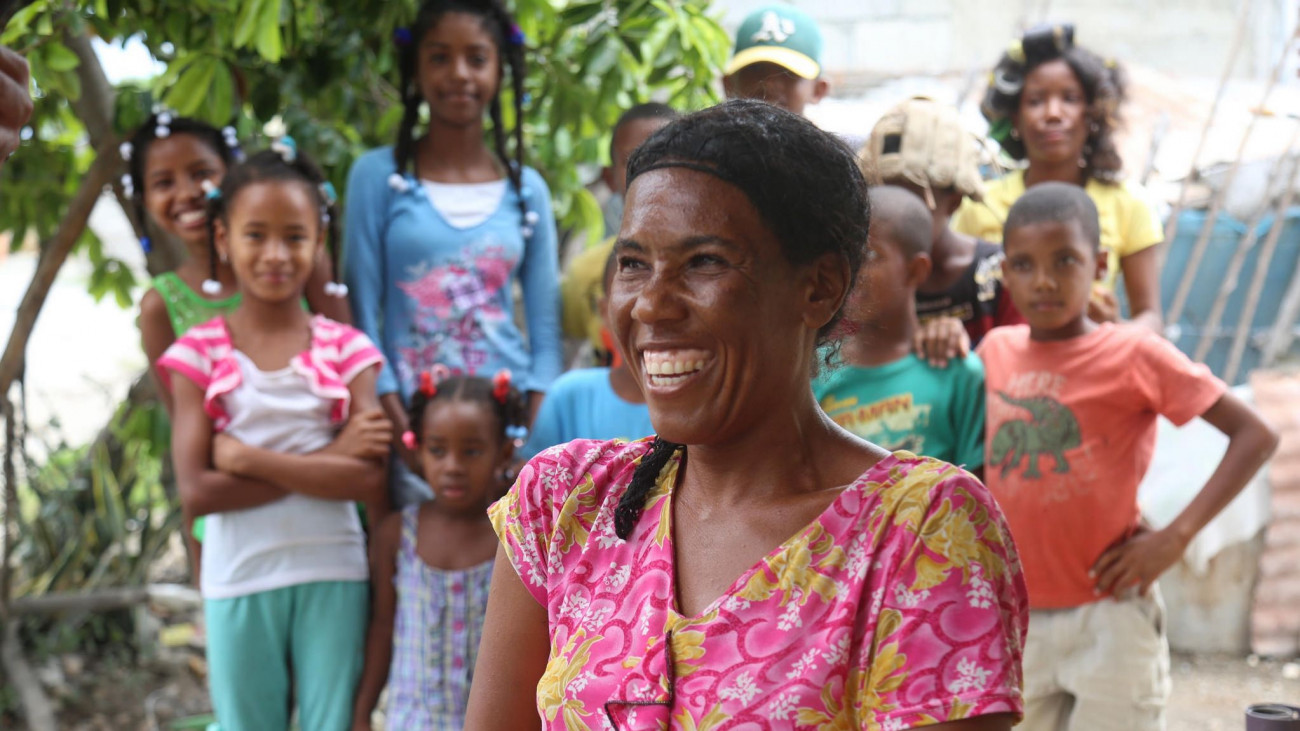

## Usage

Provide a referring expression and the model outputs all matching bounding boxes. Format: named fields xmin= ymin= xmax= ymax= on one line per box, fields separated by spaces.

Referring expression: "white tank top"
xmin=199 ymin=351 xmax=368 ymax=599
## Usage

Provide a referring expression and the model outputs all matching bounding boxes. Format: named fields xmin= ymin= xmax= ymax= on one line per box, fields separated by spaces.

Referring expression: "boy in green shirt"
xmin=815 ymin=186 xmax=986 ymax=475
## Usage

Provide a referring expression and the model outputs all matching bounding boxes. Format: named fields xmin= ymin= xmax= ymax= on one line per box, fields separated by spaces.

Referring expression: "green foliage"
xmin=1 ymin=0 xmax=730 ymax=291
xmin=11 ymin=395 xmax=177 ymax=604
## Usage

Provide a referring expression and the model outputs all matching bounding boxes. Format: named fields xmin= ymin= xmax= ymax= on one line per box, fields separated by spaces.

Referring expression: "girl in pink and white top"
xmin=159 ymin=142 xmax=391 ymax=731
xmin=467 ymin=101 xmax=1029 ymax=730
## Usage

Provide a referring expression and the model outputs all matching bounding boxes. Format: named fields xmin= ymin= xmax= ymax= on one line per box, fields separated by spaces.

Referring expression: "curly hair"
xmin=393 ymin=0 xmax=528 ymax=229
xmin=981 ymin=24 xmax=1127 ymax=182
xmin=614 ymin=98 xmax=871 ymax=540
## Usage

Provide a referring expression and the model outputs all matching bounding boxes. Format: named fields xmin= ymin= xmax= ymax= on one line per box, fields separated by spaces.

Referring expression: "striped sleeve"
xmin=155 ymin=331 xmax=212 ymax=395
xmin=335 ymin=325 xmax=385 ymax=385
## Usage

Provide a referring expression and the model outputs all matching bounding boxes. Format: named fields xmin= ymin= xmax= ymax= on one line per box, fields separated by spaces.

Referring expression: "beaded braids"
xmin=199 ymin=142 xmax=346 ymax=297
xmin=120 ymin=112 xmax=243 ymax=253
xmin=981 ymin=23 xmax=1128 ymax=183
xmin=402 ymin=368 xmax=530 ymax=451
xmin=612 ymin=99 xmax=872 ymax=539
xmin=392 ymin=0 xmax=534 ymax=234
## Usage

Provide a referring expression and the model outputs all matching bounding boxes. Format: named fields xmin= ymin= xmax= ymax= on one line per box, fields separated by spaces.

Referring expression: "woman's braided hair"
xmin=611 ymin=99 xmax=871 ymax=540
xmin=393 ymin=0 xmax=529 ymax=229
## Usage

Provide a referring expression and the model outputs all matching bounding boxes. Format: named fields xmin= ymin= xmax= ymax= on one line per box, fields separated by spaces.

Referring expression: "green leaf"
xmin=559 ymin=1 xmax=605 ymax=26
xmin=164 ymin=56 xmax=219 ymax=116
xmin=233 ymin=0 xmax=264 ymax=47
xmin=43 ymin=42 xmax=81 ymax=72
xmin=256 ymin=0 xmax=284 ymax=62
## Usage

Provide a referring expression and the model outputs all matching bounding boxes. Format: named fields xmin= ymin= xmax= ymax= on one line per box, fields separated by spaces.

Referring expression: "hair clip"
xmin=120 ymin=173 xmax=134 ymax=197
xmin=387 ymin=173 xmax=411 ymax=193
xmin=524 ymin=210 xmax=540 ymax=226
xmin=394 ymin=27 xmax=412 ymax=46
xmin=492 ymin=369 xmax=512 ymax=404
xmin=508 ymin=23 xmax=526 ymax=47
xmin=520 ymin=225 xmax=534 ymax=238
xmin=319 ymin=181 xmax=338 ymax=206
xmin=401 ymin=430 xmax=417 ymax=450
xmin=419 ymin=370 xmax=437 ymax=397
xmin=504 ymin=424 xmax=528 ymax=442
xmin=139 ymin=236 xmax=151 ymax=254
xmin=271 ymin=135 xmax=297 ymax=163
xmin=119 ymin=141 xmax=132 ymax=162
xmin=201 ymin=279 xmax=223 ymax=295
xmin=201 ymin=179 xmax=222 ymax=200
xmin=155 ymin=111 xmax=173 ymax=139
xmin=222 ymin=125 xmax=239 ymax=146
xmin=323 ymin=281 xmax=349 ymax=298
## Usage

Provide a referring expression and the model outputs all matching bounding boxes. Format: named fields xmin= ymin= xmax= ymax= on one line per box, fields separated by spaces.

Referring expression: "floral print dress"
xmin=489 ymin=439 xmax=1029 ymax=730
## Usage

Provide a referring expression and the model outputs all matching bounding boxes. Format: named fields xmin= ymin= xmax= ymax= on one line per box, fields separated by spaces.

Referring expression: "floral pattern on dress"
xmin=489 ymin=439 xmax=1028 ymax=730
xmin=395 ymin=244 xmax=516 ymax=390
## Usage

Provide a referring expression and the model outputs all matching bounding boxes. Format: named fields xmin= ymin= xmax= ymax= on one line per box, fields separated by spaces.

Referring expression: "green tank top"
xmin=151 ymin=271 xmax=242 ymax=335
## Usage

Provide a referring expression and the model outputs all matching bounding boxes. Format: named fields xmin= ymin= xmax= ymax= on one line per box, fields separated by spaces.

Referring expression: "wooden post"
xmin=1168 ymin=24 xmax=1300 ymax=326
xmin=1226 ymin=156 xmax=1300 ymax=383
xmin=1160 ymin=0 xmax=1255 ymax=261
xmin=1193 ymin=127 xmax=1300 ymax=364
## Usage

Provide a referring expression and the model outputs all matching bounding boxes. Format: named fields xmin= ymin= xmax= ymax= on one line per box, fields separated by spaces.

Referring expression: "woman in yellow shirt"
xmin=953 ymin=24 xmax=1163 ymax=332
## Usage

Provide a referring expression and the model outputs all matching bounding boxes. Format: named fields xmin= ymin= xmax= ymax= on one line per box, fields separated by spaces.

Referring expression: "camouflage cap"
xmin=859 ymin=97 xmax=985 ymax=205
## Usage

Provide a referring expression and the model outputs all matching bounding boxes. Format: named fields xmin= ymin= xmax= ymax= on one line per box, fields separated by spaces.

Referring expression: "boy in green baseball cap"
xmin=723 ymin=4 xmax=829 ymax=116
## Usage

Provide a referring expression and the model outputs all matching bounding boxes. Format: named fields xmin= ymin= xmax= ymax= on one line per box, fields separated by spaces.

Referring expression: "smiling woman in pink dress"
xmin=466 ymin=99 xmax=1030 ymax=731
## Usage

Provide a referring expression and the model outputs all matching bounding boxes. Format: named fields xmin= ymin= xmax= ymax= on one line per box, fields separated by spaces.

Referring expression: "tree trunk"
xmin=63 ymin=30 xmax=185 ymax=276
xmin=0 ymin=146 xmax=117 ymax=400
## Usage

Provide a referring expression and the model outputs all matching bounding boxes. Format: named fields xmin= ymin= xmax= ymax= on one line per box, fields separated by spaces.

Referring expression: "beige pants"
xmin=1022 ymin=590 xmax=1171 ymax=731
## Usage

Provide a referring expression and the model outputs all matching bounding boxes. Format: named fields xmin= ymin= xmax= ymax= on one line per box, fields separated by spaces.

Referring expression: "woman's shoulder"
xmin=860 ymin=452 xmax=1007 ymax=544
xmin=519 ymin=437 xmax=652 ymax=491
xmin=518 ymin=165 xmax=552 ymax=196
xmin=348 ymin=146 xmax=398 ymax=181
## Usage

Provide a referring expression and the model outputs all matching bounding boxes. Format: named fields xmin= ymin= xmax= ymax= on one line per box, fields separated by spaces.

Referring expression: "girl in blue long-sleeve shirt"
xmin=344 ymin=0 xmax=561 ymax=505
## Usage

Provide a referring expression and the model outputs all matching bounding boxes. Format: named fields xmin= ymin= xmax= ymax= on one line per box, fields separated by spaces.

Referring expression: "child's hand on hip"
xmin=1090 ymin=525 xmax=1188 ymax=597
xmin=913 ymin=316 xmax=970 ymax=368
xmin=326 ymin=409 xmax=393 ymax=460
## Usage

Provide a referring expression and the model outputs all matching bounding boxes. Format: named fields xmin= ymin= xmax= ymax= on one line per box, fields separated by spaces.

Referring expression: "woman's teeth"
xmin=642 ymin=350 xmax=709 ymax=381
xmin=177 ymin=210 xmax=206 ymax=226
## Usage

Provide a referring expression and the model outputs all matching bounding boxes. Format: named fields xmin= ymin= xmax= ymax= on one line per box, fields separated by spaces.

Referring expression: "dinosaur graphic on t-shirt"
xmin=990 ymin=392 xmax=1081 ymax=479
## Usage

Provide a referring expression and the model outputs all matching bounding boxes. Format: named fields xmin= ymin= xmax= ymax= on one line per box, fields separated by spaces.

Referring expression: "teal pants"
xmin=205 ymin=581 xmax=367 ymax=731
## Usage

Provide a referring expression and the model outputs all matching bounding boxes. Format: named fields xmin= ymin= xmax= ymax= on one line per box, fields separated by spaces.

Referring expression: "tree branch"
xmin=1 ymin=621 xmax=56 ymax=731
xmin=0 ymin=145 xmax=116 ymax=400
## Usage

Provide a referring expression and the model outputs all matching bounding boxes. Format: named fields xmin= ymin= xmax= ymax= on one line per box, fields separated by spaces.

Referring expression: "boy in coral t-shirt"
xmin=977 ymin=182 xmax=1278 ymax=731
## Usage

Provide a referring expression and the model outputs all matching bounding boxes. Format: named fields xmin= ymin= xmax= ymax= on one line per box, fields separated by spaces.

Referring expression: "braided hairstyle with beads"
xmin=406 ymin=370 xmax=528 ymax=450
xmin=611 ymin=99 xmax=871 ymax=540
xmin=201 ymin=146 xmax=344 ymax=295
xmin=393 ymin=0 xmax=530 ymax=231
xmin=122 ymin=113 xmax=242 ymax=253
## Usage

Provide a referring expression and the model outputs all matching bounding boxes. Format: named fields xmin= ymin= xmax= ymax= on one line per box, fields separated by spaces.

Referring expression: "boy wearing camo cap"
xmin=861 ymin=96 xmax=1024 ymax=364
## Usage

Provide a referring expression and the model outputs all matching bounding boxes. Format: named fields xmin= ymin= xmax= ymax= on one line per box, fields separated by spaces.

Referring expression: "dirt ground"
xmin=1169 ymin=653 xmax=1300 ymax=730
xmin=1 ymin=650 xmax=1295 ymax=730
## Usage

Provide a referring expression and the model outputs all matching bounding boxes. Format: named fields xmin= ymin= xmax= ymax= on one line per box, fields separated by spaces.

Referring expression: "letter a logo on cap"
xmin=751 ymin=10 xmax=794 ymax=43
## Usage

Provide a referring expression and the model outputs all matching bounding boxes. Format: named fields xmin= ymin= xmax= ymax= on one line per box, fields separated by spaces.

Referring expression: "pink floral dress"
xmin=489 ymin=439 xmax=1028 ymax=730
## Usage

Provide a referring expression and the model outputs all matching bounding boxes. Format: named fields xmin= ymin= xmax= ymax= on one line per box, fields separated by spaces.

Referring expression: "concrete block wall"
xmin=1250 ymin=370 xmax=1300 ymax=657
xmin=715 ymin=0 xmax=1296 ymax=82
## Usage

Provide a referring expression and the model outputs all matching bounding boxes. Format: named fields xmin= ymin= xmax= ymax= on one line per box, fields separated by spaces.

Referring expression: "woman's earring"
xmin=1010 ymin=127 xmax=1021 ymax=140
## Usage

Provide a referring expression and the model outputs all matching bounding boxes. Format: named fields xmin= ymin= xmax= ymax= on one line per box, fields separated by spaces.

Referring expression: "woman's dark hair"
xmin=614 ymin=98 xmax=871 ymax=540
xmin=203 ymin=146 xmax=342 ymax=292
xmin=393 ymin=0 xmax=528 ymax=228
xmin=124 ymin=113 xmax=241 ymax=246
xmin=981 ymin=23 xmax=1127 ymax=182
xmin=406 ymin=371 xmax=528 ymax=446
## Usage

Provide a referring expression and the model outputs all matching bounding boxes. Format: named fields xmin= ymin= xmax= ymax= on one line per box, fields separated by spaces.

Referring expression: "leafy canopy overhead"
xmin=2 ymin=0 xmax=730 ymax=305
